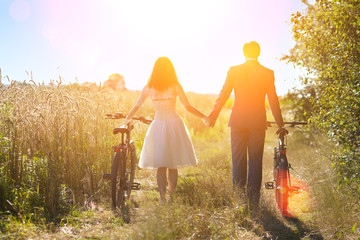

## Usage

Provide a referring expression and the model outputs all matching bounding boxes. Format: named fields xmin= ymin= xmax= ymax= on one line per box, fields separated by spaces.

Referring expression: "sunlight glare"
xmin=288 ymin=178 xmax=313 ymax=217
xmin=9 ymin=0 xmax=31 ymax=21
xmin=115 ymin=0 xmax=219 ymax=43
xmin=68 ymin=40 xmax=101 ymax=71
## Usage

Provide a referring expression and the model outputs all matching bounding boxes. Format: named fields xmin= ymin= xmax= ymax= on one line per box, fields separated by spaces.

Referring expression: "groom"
xmin=208 ymin=41 xmax=284 ymax=208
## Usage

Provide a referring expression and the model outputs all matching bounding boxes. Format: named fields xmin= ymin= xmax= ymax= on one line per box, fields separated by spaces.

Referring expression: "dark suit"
xmin=209 ymin=59 xmax=284 ymax=205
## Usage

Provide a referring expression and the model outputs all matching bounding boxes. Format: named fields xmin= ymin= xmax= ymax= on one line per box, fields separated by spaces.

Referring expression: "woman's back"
xmin=148 ymin=85 xmax=178 ymax=120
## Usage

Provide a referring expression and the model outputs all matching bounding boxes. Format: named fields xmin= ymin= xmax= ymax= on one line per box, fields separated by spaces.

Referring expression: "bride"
xmin=125 ymin=57 xmax=208 ymax=202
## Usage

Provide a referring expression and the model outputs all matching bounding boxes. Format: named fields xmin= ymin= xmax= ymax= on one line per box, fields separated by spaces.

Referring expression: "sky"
xmin=0 ymin=0 xmax=309 ymax=95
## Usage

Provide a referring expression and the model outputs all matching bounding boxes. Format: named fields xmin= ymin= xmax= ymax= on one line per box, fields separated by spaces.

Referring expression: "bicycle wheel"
xmin=275 ymin=158 xmax=290 ymax=217
xmin=127 ymin=143 xmax=137 ymax=198
xmin=111 ymin=152 xmax=126 ymax=209
xmin=111 ymin=152 xmax=120 ymax=209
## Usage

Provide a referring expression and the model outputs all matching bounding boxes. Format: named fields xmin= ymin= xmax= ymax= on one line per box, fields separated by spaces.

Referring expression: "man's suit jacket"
xmin=209 ymin=60 xmax=284 ymax=129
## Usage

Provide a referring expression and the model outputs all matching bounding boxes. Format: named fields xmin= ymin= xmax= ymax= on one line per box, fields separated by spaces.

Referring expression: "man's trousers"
xmin=231 ymin=127 xmax=266 ymax=205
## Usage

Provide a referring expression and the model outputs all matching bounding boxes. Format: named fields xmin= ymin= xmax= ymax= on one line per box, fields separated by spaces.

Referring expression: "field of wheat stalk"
xmin=0 ymin=79 xmax=129 ymax=218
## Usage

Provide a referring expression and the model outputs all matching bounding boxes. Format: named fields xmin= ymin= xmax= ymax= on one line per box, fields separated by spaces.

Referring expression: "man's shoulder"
xmin=229 ymin=63 xmax=246 ymax=72
xmin=259 ymin=64 xmax=274 ymax=73
xmin=229 ymin=62 xmax=274 ymax=76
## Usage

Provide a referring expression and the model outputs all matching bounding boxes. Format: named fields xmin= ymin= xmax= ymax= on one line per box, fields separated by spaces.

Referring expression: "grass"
xmin=0 ymin=80 xmax=359 ymax=239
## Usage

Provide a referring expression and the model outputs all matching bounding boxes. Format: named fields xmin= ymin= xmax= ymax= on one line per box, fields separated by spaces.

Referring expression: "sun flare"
xmin=115 ymin=0 xmax=219 ymax=42
xmin=288 ymin=178 xmax=313 ymax=217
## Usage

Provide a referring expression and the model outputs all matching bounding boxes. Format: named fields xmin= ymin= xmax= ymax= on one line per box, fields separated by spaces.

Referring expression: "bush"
xmin=283 ymin=0 xmax=360 ymax=189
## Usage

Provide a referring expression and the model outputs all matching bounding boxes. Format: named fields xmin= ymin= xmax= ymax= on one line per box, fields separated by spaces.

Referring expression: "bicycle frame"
xmin=274 ymin=129 xmax=293 ymax=187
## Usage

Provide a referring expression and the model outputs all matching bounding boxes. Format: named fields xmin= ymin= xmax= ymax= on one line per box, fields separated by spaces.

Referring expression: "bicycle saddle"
xmin=113 ymin=127 xmax=130 ymax=135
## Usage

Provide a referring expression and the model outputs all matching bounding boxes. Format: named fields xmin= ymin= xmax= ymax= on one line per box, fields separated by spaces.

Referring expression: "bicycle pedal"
xmin=131 ymin=182 xmax=141 ymax=190
xmin=103 ymin=173 xmax=112 ymax=180
xmin=265 ymin=181 xmax=275 ymax=189
xmin=289 ymin=164 xmax=294 ymax=170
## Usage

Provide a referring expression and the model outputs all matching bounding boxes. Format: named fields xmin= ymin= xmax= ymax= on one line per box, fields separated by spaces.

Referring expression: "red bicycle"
xmin=265 ymin=121 xmax=308 ymax=217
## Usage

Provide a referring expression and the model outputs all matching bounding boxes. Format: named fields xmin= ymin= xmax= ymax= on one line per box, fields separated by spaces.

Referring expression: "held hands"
xmin=202 ymin=116 xmax=209 ymax=126
xmin=202 ymin=116 xmax=215 ymax=127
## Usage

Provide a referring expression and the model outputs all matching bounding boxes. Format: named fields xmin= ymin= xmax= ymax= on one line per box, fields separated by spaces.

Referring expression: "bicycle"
xmin=103 ymin=112 xmax=152 ymax=209
xmin=265 ymin=121 xmax=308 ymax=217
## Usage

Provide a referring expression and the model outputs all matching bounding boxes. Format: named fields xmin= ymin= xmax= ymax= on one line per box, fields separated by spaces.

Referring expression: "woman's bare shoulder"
xmin=142 ymin=85 xmax=151 ymax=94
xmin=174 ymin=83 xmax=183 ymax=93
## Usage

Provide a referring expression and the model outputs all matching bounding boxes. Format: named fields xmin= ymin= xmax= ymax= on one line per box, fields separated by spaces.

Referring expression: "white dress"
xmin=138 ymin=85 xmax=198 ymax=169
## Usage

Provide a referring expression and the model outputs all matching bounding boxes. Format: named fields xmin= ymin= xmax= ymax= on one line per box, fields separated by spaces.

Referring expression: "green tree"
xmin=283 ymin=83 xmax=316 ymax=122
xmin=284 ymin=0 xmax=360 ymax=189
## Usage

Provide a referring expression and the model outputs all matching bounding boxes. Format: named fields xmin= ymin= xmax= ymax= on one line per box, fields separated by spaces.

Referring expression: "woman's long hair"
xmin=147 ymin=57 xmax=179 ymax=91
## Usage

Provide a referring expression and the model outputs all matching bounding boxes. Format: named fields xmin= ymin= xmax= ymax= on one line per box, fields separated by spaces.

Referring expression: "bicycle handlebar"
xmin=267 ymin=121 xmax=308 ymax=128
xmin=106 ymin=112 xmax=152 ymax=125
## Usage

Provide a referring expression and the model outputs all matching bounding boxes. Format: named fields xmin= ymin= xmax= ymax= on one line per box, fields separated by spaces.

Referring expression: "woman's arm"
xmin=177 ymin=84 xmax=207 ymax=120
xmin=125 ymin=86 xmax=149 ymax=124
xmin=208 ymin=67 xmax=234 ymax=126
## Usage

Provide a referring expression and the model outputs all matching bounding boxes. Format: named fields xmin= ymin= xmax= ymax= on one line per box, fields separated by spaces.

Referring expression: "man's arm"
xmin=267 ymin=72 xmax=284 ymax=128
xmin=208 ymin=68 xmax=234 ymax=126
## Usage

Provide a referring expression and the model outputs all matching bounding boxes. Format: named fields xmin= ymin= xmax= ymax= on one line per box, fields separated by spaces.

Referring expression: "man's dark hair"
xmin=243 ymin=41 xmax=261 ymax=58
